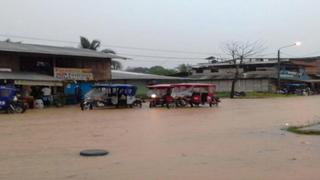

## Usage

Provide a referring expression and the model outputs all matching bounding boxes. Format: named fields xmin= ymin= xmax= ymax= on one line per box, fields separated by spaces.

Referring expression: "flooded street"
xmin=1 ymin=96 xmax=320 ymax=180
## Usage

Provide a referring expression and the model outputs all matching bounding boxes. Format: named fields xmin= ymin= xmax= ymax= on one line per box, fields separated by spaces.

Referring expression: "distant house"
xmin=290 ymin=57 xmax=320 ymax=78
xmin=190 ymin=57 xmax=320 ymax=92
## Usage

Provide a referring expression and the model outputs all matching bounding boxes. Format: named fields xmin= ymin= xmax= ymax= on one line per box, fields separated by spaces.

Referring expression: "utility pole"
xmin=276 ymin=42 xmax=301 ymax=91
xmin=277 ymin=49 xmax=281 ymax=90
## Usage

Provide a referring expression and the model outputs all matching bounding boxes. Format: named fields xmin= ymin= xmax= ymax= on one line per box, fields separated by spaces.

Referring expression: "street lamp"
xmin=277 ymin=41 xmax=302 ymax=90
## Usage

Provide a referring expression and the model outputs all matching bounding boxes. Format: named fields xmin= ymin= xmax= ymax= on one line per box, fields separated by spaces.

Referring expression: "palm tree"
xmin=110 ymin=61 xmax=123 ymax=70
xmin=101 ymin=49 xmax=123 ymax=70
xmin=80 ymin=36 xmax=123 ymax=70
xmin=80 ymin=36 xmax=101 ymax=50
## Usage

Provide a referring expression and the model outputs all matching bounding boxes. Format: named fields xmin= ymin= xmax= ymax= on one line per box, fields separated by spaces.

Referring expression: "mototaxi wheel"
xmin=177 ymin=99 xmax=187 ymax=108
xmin=149 ymin=102 xmax=154 ymax=108
xmin=133 ymin=100 xmax=142 ymax=108
xmin=81 ymin=103 xmax=92 ymax=111
xmin=137 ymin=102 xmax=142 ymax=108
xmin=166 ymin=102 xmax=175 ymax=109
xmin=14 ymin=105 xmax=26 ymax=113
xmin=7 ymin=107 xmax=14 ymax=114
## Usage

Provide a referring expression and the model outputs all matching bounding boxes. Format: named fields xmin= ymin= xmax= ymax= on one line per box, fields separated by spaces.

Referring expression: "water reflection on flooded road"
xmin=0 ymin=96 xmax=320 ymax=180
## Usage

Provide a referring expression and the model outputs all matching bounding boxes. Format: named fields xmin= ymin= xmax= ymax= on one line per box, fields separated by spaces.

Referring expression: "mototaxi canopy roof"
xmin=147 ymin=84 xmax=173 ymax=89
xmin=173 ymin=83 xmax=216 ymax=88
xmin=91 ymin=84 xmax=137 ymax=96
xmin=148 ymin=83 xmax=216 ymax=89
xmin=0 ymin=85 xmax=17 ymax=92
xmin=93 ymin=84 xmax=137 ymax=89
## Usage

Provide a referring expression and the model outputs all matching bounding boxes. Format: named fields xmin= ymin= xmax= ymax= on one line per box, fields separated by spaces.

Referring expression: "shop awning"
xmin=303 ymin=80 xmax=320 ymax=83
xmin=0 ymin=71 xmax=63 ymax=86
xmin=14 ymin=80 xmax=63 ymax=86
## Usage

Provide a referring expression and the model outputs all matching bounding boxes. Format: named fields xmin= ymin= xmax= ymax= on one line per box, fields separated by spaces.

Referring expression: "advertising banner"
xmin=54 ymin=68 xmax=94 ymax=81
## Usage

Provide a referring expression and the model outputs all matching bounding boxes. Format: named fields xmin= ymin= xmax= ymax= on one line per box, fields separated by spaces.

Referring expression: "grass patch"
xmin=285 ymin=122 xmax=320 ymax=135
xmin=286 ymin=126 xmax=320 ymax=135
xmin=245 ymin=92 xmax=297 ymax=98
xmin=216 ymin=92 xmax=298 ymax=99
xmin=216 ymin=92 xmax=231 ymax=98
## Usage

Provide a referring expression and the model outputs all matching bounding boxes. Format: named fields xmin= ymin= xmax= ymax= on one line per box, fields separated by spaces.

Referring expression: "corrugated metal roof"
xmin=0 ymin=41 xmax=127 ymax=59
xmin=111 ymin=70 xmax=190 ymax=80
xmin=0 ymin=71 xmax=61 ymax=81
xmin=189 ymin=71 xmax=276 ymax=80
xmin=193 ymin=59 xmax=290 ymax=68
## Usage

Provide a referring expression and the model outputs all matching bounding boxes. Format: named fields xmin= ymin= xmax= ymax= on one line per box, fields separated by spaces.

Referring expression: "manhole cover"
xmin=80 ymin=149 xmax=109 ymax=157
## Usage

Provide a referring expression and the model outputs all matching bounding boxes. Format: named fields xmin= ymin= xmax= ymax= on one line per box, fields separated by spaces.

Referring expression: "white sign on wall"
xmin=54 ymin=68 xmax=94 ymax=81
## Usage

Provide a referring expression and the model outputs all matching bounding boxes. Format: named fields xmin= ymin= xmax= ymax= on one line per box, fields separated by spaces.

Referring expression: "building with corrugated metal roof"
xmin=0 ymin=41 xmax=126 ymax=86
xmin=0 ymin=41 xmax=126 ymax=105
xmin=190 ymin=58 xmax=319 ymax=92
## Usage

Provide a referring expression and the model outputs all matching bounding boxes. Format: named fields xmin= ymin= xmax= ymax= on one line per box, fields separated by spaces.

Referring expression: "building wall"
xmin=198 ymin=79 xmax=273 ymax=92
xmin=291 ymin=59 xmax=320 ymax=76
xmin=112 ymin=78 xmax=274 ymax=95
xmin=80 ymin=58 xmax=111 ymax=81
xmin=0 ymin=52 xmax=112 ymax=81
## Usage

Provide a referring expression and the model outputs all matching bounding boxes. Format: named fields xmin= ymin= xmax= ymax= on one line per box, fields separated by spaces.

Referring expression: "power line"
xmin=118 ymin=53 xmax=206 ymax=60
xmin=0 ymin=33 xmax=221 ymax=55
xmin=100 ymin=45 xmax=219 ymax=55
xmin=126 ymin=58 xmax=203 ymax=62
xmin=280 ymin=52 xmax=295 ymax=57
xmin=0 ymin=33 xmax=286 ymax=60
xmin=299 ymin=50 xmax=320 ymax=57
xmin=0 ymin=34 xmax=77 ymax=44
xmin=0 ymin=34 xmax=214 ymax=62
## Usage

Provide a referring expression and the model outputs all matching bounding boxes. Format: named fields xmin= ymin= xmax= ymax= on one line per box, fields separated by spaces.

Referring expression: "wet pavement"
xmin=0 ymin=96 xmax=320 ymax=180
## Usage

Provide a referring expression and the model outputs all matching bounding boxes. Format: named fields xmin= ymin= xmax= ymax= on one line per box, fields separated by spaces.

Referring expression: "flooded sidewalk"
xmin=0 ymin=96 xmax=320 ymax=180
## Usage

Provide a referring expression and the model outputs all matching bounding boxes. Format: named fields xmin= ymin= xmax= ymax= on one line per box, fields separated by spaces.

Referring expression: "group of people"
xmin=21 ymin=86 xmax=59 ymax=108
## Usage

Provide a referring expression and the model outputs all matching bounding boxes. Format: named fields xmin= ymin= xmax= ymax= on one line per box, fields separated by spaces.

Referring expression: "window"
xmin=244 ymin=66 xmax=256 ymax=72
xmin=196 ymin=69 xmax=203 ymax=73
xmin=20 ymin=56 xmax=53 ymax=75
xmin=211 ymin=69 xmax=218 ymax=73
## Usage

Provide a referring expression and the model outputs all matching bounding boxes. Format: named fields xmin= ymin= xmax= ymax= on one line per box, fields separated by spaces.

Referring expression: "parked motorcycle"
xmin=0 ymin=86 xmax=26 ymax=113
xmin=234 ymin=91 xmax=246 ymax=97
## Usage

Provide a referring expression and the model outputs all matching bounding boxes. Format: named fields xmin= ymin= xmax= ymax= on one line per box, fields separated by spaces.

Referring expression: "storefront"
xmin=0 ymin=41 xmax=127 ymax=107
xmin=0 ymin=71 xmax=63 ymax=108
xmin=53 ymin=67 xmax=96 ymax=104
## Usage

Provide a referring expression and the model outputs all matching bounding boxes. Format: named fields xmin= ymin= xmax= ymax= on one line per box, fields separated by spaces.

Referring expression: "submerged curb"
xmin=80 ymin=149 xmax=109 ymax=157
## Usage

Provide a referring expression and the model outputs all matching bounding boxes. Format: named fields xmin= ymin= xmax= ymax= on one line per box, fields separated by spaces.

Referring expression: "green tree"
xmin=79 ymin=37 xmax=123 ymax=70
xmin=111 ymin=61 xmax=123 ymax=70
xmin=101 ymin=49 xmax=122 ymax=70
xmin=148 ymin=66 xmax=177 ymax=76
xmin=126 ymin=67 xmax=150 ymax=73
xmin=176 ymin=64 xmax=192 ymax=73
xmin=80 ymin=36 xmax=101 ymax=50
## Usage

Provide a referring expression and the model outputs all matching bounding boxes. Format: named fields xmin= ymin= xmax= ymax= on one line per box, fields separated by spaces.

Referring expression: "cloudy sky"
xmin=1 ymin=0 xmax=320 ymax=68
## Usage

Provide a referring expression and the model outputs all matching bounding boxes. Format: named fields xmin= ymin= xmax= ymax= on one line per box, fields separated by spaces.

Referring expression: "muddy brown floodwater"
xmin=0 ymin=96 xmax=320 ymax=180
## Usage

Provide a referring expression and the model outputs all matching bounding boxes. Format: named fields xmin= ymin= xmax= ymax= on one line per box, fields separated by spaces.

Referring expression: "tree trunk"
xmin=230 ymin=56 xmax=242 ymax=99
xmin=230 ymin=71 xmax=239 ymax=98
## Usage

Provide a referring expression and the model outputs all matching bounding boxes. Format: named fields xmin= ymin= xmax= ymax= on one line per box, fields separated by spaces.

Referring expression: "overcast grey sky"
xmin=1 ymin=0 xmax=320 ymax=68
